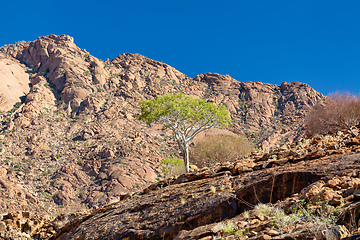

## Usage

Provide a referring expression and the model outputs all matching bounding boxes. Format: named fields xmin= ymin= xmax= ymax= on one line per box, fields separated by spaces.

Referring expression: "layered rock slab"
xmin=53 ymin=173 xmax=238 ymax=239
xmin=52 ymin=152 xmax=360 ymax=240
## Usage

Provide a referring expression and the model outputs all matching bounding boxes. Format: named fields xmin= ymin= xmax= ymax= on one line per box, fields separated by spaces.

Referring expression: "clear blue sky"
xmin=1 ymin=0 xmax=360 ymax=96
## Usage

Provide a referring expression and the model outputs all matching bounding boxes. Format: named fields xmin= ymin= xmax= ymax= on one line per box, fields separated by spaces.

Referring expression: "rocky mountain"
xmin=0 ymin=34 xmax=323 ymax=219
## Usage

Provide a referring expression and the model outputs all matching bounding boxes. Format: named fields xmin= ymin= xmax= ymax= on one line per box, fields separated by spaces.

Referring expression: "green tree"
xmin=136 ymin=93 xmax=232 ymax=172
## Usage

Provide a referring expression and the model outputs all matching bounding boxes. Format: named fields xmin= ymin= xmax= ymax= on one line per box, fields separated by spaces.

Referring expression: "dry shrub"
xmin=190 ymin=134 xmax=254 ymax=168
xmin=305 ymin=92 xmax=360 ymax=135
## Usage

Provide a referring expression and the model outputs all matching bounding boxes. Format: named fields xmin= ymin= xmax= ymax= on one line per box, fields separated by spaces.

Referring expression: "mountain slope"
xmin=0 ymin=35 xmax=323 ymax=215
xmin=3 ymin=126 xmax=360 ymax=239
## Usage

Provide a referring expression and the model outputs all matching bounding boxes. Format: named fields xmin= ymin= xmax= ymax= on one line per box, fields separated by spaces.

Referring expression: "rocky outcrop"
xmin=0 ymin=53 xmax=30 ymax=111
xmin=1 ymin=34 xmax=103 ymax=113
xmin=0 ymin=211 xmax=56 ymax=239
xmin=0 ymin=35 xmax=324 ymax=149
xmin=195 ymin=73 xmax=323 ymax=150
xmin=39 ymin=127 xmax=360 ymax=239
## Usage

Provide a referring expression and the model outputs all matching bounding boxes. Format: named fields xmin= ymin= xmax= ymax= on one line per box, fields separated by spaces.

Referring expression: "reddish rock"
xmin=0 ymin=56 xmax=30 ymax=111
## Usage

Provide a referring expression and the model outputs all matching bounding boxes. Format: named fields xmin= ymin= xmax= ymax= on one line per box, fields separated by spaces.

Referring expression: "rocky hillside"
xmin=3 ymin=126 xmax=360 ymax=239
xmin=0 ymin=35 xmax=323 ymax=217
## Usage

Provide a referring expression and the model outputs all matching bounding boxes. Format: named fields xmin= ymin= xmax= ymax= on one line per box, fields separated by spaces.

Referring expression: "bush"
xmin=190 ymin=133 xmax=254 ymax=168
xmin=305 ymin=92 xmax=360 ymax=135
xmin=160 ymin=156 xmax=185 ymax=178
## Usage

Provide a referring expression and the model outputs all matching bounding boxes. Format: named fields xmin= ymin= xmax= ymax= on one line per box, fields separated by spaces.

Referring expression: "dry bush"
xmin=190 ymin=134 xmax=254 ymax=168
xmin=305 ymin=92 xmax=360 ymax=135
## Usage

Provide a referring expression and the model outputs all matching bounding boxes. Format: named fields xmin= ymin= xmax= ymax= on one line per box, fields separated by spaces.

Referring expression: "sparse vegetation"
xmin=305 ymin=92 xmax=360 ymax=135
xmin=190 ymin=133 xmax=253 ymax=168
xmin=160 ymin=156 xmax=185 ymax=178
xmin=254 ymin=203 xmax=275 ymax=216
xmin=253 ymin=201 xmax=339 ymax=235
xmin=242 ymin=210 xmax=250 ymax=219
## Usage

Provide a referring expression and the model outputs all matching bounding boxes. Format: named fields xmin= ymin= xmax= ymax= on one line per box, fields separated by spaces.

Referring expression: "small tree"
xmin=136 ymin=93 xmax=232 ymax=172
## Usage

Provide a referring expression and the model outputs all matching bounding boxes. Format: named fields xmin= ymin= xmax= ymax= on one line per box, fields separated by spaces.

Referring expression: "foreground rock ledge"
xmin=48 ymin=152 xmax=360 ymax=240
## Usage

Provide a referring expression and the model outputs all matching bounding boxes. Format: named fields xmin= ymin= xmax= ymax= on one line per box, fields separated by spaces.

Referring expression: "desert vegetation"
xmin=190 ymin=133 xmax=254 ymax=168
xmin=136 ymin=93 xmax=232 ymax=172
xmin=215 ymin=200 xmax=340 ymax=239
xmin=305 ymin=92 xmax=360 ymax=135
xmin=257 ymin=200 xmax=339 ymax=236
xmin=160 ymin=156 xmax=185 ymax=179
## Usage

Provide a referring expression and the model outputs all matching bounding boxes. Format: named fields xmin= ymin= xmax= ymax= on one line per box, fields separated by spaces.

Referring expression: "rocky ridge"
xmin=0 ymin=35 xmax=323 ymax=217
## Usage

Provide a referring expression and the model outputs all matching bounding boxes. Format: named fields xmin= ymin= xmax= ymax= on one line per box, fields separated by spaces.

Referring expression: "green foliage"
xmin=55 ymin=100 xmax=65 ymax=106
xmin=160 ymin=156 xmax=185 ymax=178
xmin=14 ymin=102 xmax=22 ymax=108
xmin=136 ymin=93 xmax=232 ymax=172
xmin=136 ymin=93 xmax=231 ymax=127
xmin=269 ymin=206 xmax=298 ymax=231
xmin=289 ymin=200 xmax=339 ymax=229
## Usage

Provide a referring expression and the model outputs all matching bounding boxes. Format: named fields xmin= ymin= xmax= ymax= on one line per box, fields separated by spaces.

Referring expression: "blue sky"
xmin=1 ymin=0 xmax=360 ymax=95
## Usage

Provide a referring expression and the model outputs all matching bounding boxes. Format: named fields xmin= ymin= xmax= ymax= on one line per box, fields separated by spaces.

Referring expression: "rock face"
xmin=6 ymin=126 xmax=359 ymax=239
xmin=194 ymin=73 xmax=323 ymax=149
xmin=0 ymin=54 xmax=30 ymax=111
xmin=1 ymin=35 xmax=97 ymax=112
xmin=0 ymin=35 xmax=323 ymax=149
xmin=0 ymin=35 xmax=324 ymax=222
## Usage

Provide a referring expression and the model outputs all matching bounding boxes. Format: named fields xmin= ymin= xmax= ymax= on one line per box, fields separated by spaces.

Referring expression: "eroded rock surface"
xmin=51 ymin=150 xmax=360 ymax=239
xmin=35 ymin=127 xmax=360 ymax=239
xmin=0 ymin=54 xmax=30 ymax=111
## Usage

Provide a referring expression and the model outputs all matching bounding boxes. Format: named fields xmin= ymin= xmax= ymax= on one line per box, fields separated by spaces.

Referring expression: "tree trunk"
xmin=184 ymin=142 xmax=189 ymax=173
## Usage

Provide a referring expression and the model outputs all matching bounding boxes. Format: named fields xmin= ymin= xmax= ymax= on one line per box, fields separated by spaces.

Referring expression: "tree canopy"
xmin=136 ymin=93 xmax=232 ymax=173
